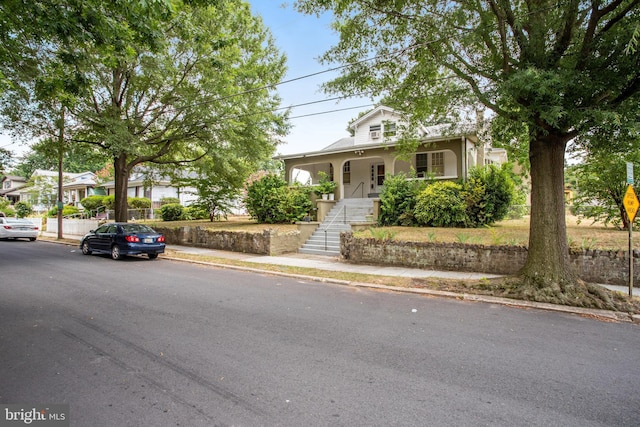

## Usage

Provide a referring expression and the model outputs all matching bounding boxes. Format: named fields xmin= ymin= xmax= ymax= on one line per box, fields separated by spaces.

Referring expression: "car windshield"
xmin=120 ymin=224 xmax=156 ymax=234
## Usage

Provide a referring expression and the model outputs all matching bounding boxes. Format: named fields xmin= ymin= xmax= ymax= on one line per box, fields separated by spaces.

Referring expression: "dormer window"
xmin=369 ymin=125 xmax=381 ymax=139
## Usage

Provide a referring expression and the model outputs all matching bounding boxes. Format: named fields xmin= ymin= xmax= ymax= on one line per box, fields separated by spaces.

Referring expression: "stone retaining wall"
xmin=341 ymin=232 xmax=640 ymax=286
xmin=153 ymin=226 xmax=301 ymax=256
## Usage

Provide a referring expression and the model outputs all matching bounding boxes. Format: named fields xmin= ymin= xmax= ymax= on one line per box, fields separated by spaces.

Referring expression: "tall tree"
xmin=0 ymin=147 xmax=12 ymax=173
xmin=296 ymin=0 xmax=640 ymax=294
xmin=1 ymin=0 xmax=175 ymax=229
xmin=70 ymin=0 xmax=287 ymax=221
xmin=13 ymin=142 xmax=107 ymax=178
xmin=569 ymin=144 xmax=640 ymax=230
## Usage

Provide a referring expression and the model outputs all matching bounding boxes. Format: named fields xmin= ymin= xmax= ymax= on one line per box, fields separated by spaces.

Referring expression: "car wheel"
xmin=81 ymin=241 xmax=92 ymax=255
xmin=148 ymin=253 xmax=158 ymax=260
xmin=29 ymin=237 xmax=36 ymax=241
xmin=111 ymin=245 xmax=122 ymax=260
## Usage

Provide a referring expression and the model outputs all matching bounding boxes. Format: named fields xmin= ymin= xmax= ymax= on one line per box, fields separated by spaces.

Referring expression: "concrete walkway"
xmin=166 ymin=245 xmax=504 ymax=280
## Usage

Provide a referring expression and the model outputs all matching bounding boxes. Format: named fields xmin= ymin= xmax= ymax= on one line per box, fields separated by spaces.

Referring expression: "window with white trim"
xmin=416 ymin=153 xmax=428 ymax=175
xmin=432 ymin=152 xmax=444 ymax=176
xmin=343 ymin=161 xmax=351 ymax=184
xmin=383 ymin=122 xmax=397 ymax=137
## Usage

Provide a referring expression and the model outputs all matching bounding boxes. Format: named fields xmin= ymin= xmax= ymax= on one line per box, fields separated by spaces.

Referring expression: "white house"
xmin=100 ymin=171 xmax=198 ymax=208
xmin=6 ymin=170 xmax=101 ymax=212
xmin=0 ymin=175 xmax=28 ymax=204
xmin=278 ymin=105 xmax=507 ymax=201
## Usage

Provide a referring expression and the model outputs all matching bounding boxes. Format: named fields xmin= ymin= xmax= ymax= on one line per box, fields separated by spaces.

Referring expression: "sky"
xmin=248 ymin=2 xmax=373 ymax=156
xmin=0 ymin=2 xmax=373 ymax=160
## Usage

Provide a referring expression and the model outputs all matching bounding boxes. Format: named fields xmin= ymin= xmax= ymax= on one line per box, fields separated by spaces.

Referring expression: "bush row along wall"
xmin=341 ymin=232 xmax=640 ymax=286
xmin=153 ymin=226 xmax=302 ymax=256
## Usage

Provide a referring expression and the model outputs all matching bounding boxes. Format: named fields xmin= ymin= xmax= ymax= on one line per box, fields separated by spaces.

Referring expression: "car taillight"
xmin=125 ymin=235 xmax=140 ymax=243
xmin=3 ymin=225 xmax=11 ymax=229
xmin=33 ymin=227 xmax=39 ymax=230
xmin=157 ymin=235 xmax=165 ymax=243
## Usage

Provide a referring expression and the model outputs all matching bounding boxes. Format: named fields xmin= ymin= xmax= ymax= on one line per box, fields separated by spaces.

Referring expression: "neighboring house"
xmin=101 ymin=171 xmax=198 ymax=208
xmin=63 ymin=172 xmax=105 ymax=208
xmin=0 ymin=175 xmax=28 ymax=204
xmin=278 ymin=105 xmax=507 ymax=201
xmin=4 ymin=170 xmax=101 ymax=212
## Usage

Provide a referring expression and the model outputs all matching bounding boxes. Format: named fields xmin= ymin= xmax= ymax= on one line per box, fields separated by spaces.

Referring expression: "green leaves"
xmin=244 ymin=174 xmax=313 ymax=224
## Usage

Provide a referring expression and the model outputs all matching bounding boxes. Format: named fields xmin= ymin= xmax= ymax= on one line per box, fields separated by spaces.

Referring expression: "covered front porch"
xmin=282 ymin=145 xmax=464 ymax=201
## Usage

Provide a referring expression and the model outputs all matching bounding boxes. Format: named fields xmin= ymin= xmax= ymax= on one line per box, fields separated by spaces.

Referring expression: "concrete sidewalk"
xmin=166 ymin=245 xmax=504 ymax=280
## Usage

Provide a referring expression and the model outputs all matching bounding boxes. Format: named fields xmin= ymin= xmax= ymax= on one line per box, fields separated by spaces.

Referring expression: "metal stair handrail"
xmin=321 ymin=203 xmax=347 ymax=251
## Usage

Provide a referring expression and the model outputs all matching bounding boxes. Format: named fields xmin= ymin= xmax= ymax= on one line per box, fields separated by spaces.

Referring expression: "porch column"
xmin=338 ymin=161 xmax=344 ymax=200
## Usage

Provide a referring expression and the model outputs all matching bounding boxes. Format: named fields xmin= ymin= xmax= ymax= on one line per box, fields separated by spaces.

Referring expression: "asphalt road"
xmin=1 ymin=240 xmax=639 ymax=426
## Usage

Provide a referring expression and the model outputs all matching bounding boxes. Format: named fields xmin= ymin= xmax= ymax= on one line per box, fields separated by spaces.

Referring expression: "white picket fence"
xmin=45 ymin=218 xmax=100 ymax=237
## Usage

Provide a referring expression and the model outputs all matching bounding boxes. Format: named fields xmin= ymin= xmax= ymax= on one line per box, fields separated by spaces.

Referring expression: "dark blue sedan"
xmin=80 ymin=222 xmax=165 ymax=260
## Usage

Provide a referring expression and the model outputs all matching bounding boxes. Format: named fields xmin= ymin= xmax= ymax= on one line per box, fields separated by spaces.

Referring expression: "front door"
xmin=372 ymin=163 xmax=385 ymax=195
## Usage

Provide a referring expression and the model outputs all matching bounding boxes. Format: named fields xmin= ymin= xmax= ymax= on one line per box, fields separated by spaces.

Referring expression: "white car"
xmin=0 ymin=217 xmax=39 ymax=241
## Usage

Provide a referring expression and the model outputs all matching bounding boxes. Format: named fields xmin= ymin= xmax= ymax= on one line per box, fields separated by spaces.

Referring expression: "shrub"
xmin=129 ymin=197 xmax=151 ymax=209
xmin=279 ymin=185 xmax=313 ymax=223
xmin=245 ymin=174 xmax=312 ymax=223
xmin=80 ymin=195 xmax=106 ymax=212
xmin=414 ymin=181 xmax=467 ymax=227
xmin=159 ymin=203 xmax=184 ymax=221
xmin=0 ymin=198 xmax=15 ymax=217
xmin=463 ymin=164 xmax=515 ymax=227
xmin=102 ymin=195 xmax=116 ymax=210
xmin=378 ymin=172 xmax=427 ymax=226
xmin=183 ymin=205 xmax=210 ymax=220
xmin=160 ymin=197 xmax=180 ymax=206
xmin=47 ymin=205 xmax=80 ymax=218
xmin=14 ymin=201 xmax=33 ymax=218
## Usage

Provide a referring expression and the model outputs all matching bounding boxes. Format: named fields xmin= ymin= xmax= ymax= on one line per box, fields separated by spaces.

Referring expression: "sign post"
xmin=623 ymin=184 xmax=638 ymax=297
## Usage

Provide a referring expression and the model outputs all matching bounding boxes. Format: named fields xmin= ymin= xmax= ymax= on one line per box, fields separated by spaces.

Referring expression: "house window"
xmin=369 ymin=124 xmax=381 ymax=139
xmin=384 ymin=122 xmax=397 ymax=137
xmin=329 ymin=164 xmax=334 ymax=181
xmin=343 ymin=161 xmax=351 ymax=184
xmin=416 ymin=153 xmax=428 ymax=175
xmin=432 ymin=152 xmax=444 ymax=176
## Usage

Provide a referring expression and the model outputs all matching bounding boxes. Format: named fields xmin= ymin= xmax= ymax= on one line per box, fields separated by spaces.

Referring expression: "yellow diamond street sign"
xmin=624 ymin=184 xmax=639 ymax=222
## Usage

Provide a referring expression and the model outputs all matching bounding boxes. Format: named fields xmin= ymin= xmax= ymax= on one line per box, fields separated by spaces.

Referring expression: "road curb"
xmin=161 ymin=255 xmax=638 ymax=324
xmin=42 ymin=237 xmax=638 ymax=324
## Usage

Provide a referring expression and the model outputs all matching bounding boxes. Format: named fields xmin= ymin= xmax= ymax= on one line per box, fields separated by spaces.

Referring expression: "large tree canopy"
xmin=68 ymin=0 xmax=288 ymax=220
xmin=1 ymin=0 xmax=287 ymax=222
xmin=296 ymin=0 xmax=640 ymax=293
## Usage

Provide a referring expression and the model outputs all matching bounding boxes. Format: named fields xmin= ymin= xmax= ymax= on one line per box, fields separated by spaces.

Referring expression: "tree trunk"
xmin=520 ymin=135 xmax=577 ymax=287
xmin=114 ymin=154 xmax=130 ymax=222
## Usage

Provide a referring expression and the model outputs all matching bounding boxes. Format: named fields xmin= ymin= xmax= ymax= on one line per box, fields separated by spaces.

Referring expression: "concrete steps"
xmin=298 ymin=199 xmax=373 ymax=256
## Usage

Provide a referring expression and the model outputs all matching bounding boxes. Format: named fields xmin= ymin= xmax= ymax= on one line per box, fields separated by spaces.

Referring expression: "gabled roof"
xmin=276 ymin=105 xmax=479 ymax=161
xmin=348 ymin=105 xmax=398 ymax=130
xmin=1 ymin=175 xmax=27 ymax=183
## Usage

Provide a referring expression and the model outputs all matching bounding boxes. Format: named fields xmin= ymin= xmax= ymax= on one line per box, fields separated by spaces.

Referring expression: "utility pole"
xmin=56 ymin=107 xmax=65 ymax=240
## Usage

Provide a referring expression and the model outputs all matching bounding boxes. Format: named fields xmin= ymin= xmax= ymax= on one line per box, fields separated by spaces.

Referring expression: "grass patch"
xmin=355 ymin=215 xmax=628 ymax=251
